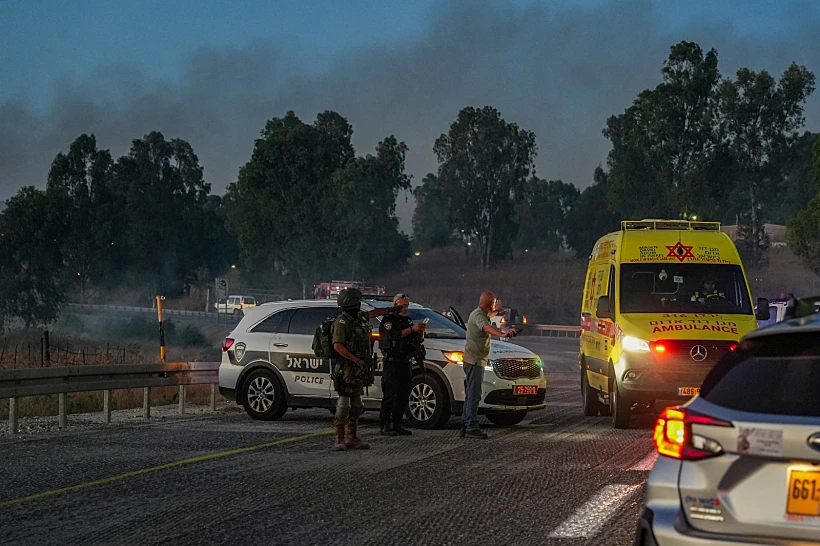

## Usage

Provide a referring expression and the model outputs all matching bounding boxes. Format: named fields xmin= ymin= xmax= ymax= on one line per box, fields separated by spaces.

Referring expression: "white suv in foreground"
xmin=218 ymin=299 xmax=547 ymax=428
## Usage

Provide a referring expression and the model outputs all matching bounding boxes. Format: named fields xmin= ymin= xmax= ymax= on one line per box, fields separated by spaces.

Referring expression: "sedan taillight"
xmin=654 ymin=407 xmax=732 ymax=461
xmin=222 ymin=338 xmax=235 ymax=352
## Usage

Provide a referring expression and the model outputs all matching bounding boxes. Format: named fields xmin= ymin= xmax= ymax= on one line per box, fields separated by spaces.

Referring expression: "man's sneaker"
xmin=380 ymin=423 xmax=399 ymax=437
xmin=392 ymin=423 xmax=412 ymax=436
xmin=464 ymin=428 xmax=488 ymax=439
xmin=459 ymin=425 xmax=466 ymax=438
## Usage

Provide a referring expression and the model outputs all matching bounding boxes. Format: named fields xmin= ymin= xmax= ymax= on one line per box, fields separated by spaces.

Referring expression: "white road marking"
xmin=548 ymin=484 xmax=641 ymax=538
xmin=628 ymin=450 xmax=658 ymax=471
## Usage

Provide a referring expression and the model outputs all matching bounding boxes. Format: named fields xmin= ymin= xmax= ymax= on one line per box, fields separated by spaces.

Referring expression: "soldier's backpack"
xmin=312 ymin=315 xmax=339 ymax=359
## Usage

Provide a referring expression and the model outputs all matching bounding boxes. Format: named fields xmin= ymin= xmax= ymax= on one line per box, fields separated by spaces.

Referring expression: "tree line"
xmin=3 ymin=40 xmax=820 ymax=328
xmin=414 ymin=41 xmax=820 ymax=271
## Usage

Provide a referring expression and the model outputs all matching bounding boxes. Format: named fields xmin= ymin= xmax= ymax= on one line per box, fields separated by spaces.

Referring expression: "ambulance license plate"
xmin=677 ymin=387 xmax=700 ymax=396
xmin=514 ymin=385 xmax=538 ymax=395
xmin=787 ymin=469 xmax=820 ymax=516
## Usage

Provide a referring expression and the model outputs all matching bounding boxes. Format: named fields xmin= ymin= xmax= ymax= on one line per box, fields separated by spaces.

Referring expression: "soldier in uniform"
xmin=378 ymin=294 xmax=426 ymax=436
xmin=331 ymin=288 xmax=390 ymax=451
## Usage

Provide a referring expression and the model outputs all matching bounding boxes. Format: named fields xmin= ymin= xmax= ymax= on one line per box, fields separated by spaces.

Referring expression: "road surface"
xmin=0 ymin=337 xmax=658 ymax=546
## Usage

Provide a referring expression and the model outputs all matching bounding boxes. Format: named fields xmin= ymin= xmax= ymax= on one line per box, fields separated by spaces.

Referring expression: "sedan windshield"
xmin=370 ymin=308 xmax=466 ymax=339
xmin=408 ymin=309 xmax=466 ymax=339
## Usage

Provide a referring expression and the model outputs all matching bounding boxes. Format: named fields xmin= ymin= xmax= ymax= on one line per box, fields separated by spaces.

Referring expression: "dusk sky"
xmin=2 ymin=0 xmax=819 ymax=231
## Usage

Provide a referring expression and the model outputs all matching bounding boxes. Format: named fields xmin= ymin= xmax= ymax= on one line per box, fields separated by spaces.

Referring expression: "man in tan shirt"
xmin=461 ymin=292 xmax=519 ymax=439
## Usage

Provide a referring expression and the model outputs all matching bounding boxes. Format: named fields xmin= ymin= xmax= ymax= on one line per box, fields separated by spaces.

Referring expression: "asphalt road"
xmin=0 ymin=337 xmax=659 ymax=546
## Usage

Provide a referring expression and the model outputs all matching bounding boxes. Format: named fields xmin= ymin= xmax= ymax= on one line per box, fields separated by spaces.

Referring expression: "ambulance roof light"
xmin=621 ymin=220 xmax=721 ymax=232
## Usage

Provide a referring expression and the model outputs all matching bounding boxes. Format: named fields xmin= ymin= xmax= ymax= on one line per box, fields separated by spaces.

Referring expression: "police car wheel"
xmin=486 ymin=411 xmax=527 ymax=426
xmin=241 ymin=368 xmax=287 ymax=421
xmin=406 ymin=374 xmax=450 ymax=429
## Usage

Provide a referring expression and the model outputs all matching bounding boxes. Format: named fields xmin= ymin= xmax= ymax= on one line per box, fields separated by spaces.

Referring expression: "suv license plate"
xmin=678 ymin=387 xmax=700 ymax=396
xmin=514 ymin=385 xmax=538 ymax=395
xmin=787 ymin=469 xmax=820 ymax=516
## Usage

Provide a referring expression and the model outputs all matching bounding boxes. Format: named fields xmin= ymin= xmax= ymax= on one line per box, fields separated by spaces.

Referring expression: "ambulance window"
xmin=596 ymin=268 xmax=606 ymax=297
xmin=608 ymin=266 xmax=616 ymax=312
xmin=251 ymin=309 xmax=294 ymax=333
xmin=583 ymin=270 xmax=595 ymax=313
xmin=289 ymin=307 xmax=338 ymax=335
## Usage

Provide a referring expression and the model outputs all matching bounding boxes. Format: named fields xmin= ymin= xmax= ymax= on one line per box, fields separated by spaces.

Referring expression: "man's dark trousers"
xmin=380 ymin=359 xmax=412 ymax=426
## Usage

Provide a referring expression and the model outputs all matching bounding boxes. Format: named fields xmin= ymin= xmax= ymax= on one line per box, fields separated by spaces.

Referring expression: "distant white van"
xmin=214 ymin=295 xmax=257 ymax=315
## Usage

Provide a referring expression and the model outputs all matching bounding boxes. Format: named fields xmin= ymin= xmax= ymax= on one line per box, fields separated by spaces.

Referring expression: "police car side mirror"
xmin=595 ymin=296 xmax=613 ymax=320
xmin=755 ymin=298 xmax=770 ymax=321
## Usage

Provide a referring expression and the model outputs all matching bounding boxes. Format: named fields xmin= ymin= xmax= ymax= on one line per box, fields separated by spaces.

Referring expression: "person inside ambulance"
xmin=691 ymin=274 xmax=725 ymax=303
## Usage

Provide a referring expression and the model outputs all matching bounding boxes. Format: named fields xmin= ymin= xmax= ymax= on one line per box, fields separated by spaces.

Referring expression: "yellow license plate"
xmin=677 ymin=387 xmax=700 ymax=396
xmin=787 ymin=470 xmax=820 ymax=517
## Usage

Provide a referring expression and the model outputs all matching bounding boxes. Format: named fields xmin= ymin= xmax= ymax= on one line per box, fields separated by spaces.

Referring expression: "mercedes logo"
xmin=690 ymin=345 xmax=708 ymax=361
xmin=808 ymin=433 xmax=820 ymax=453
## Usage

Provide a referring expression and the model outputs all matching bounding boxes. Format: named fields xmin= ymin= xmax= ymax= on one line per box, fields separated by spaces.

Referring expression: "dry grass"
xmin=382 ymin=247 xmax=586 ymax=325
xmin=746 ymin=246 xmax=820 ymax=298
xmin=382 ymin=245 xmax=820 ymax=325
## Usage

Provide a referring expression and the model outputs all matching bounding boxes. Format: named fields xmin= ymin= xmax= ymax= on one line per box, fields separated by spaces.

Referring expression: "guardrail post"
xmin=143 ymin=387 xmax=151 ymax=419
xmin=103 ymin=390 xmax=111 ymax=423
xmin=8 ymin=397 xmax=18 ymax=435
xmin=210 ymin=384 xmax=217 ymax=411
xmin=58 ymin=393 xmax=67 ymax=429
xmin=178 ymin=385 xmax=185 ymax=415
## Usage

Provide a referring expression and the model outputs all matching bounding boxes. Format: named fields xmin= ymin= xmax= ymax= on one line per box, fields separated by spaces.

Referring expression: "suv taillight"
xmin=222 ymin=338 xmax=235 ymax=352
xmin=654 ymin=407 xmax=732 ymax=461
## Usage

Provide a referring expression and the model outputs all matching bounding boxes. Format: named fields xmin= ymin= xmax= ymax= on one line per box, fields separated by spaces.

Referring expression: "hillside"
xmin=379 ymin=246 xmax=820 ymax=325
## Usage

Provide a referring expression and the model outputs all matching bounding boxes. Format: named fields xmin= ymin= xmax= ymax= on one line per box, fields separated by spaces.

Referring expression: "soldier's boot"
xmin=333 ymin=424 xmax=346 ymax=451
xmin=345 ymin=422 xmax=370 ymax=449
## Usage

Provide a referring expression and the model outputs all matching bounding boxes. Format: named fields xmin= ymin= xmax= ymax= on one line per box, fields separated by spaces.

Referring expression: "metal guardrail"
xmin=1 ymin=361 xmax=221 ymax=435
xmin=66 ymin=303 xmax=213 ymax=318
xmin=529 ymin=324 xmax=580 ymax=338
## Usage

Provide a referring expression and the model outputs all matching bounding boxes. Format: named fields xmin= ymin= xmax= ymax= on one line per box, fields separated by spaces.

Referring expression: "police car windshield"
xmin=620 ymin=264 xmax=753 ymax=315
xmin=407 ymin=309 xmax=466 ymax=339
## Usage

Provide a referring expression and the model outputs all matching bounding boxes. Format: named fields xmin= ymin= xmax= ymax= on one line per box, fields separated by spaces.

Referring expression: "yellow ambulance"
xmin=579 ymin=220 xmax=770 ymax=428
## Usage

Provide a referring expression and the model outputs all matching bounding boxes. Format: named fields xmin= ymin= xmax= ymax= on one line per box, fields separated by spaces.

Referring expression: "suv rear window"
xmin=701 ymin=333 xmax=820 ymax=417
xmin=251 ymin=309 xmax=294 ymax=333
xmin=289 ymin=307 xmax=338 ymax=335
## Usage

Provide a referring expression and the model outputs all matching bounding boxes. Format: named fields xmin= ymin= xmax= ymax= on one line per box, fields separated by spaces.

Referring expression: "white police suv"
xmin=218 ymin=299 xmax=547 ymax=428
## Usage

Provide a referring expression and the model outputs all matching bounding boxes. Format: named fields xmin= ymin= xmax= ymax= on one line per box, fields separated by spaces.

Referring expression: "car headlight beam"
xmin=621 ymin=335 xmax=650 ymax=352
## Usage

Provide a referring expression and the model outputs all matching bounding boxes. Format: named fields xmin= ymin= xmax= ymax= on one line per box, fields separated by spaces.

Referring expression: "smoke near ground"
xmin=2 ymin=0 xmax=819 ymax=232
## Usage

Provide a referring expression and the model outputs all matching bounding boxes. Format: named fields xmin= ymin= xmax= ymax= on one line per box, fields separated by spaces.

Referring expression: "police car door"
xmin=270 ymin=307 xmax=335 ymax=399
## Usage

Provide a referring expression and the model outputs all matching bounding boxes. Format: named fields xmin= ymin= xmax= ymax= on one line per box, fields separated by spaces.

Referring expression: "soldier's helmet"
xmin=337 ymin=288 xmax=363 ymax=310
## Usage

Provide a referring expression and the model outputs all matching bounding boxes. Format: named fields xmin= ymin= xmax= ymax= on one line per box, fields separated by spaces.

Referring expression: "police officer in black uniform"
xmin=378 ymin=294 xmax=426 ymax=436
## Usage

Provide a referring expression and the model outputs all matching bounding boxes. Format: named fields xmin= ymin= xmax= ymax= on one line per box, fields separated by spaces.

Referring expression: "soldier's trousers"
xmin=334 ymin=386 xmax=364 ymax=425
xmin=380 ymin=360 xmax=412 ymax=426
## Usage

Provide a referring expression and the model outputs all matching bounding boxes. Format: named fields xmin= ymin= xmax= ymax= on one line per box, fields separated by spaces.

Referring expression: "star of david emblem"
xmin=665 ymin=241 xmax=695 ymax=262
